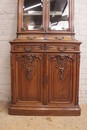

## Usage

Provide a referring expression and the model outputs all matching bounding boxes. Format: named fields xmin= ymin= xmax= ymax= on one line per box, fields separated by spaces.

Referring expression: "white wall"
xmin=75 ymin=0 xmax=87 ymax=102
xmin=0 ymin=0 xmax=17 ymax=101
xmin=0 ymin=0 xmax=87 ymax=103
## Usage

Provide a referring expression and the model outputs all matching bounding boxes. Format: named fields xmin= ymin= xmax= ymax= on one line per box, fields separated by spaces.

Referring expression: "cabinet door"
xmin=47 ymin=53 xmax=76 ymax=106
xmin=13 ymin=53 xmax=43 ymax=105
xmin=46 ymin=0 xmax=74 ymax=32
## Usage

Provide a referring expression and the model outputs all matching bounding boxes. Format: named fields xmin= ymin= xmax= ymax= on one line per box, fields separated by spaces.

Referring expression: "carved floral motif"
xmin=39 ymin=44 xmax=51 ymax=51
xmin=23 ymin=54 xmax=41 ymax=80
xmin=57 ymin=46 xmax=67 ymax=52
xmin=16 ymin=54 xmax=41 ymax=80
xmin=49 ymin=54 xmax=75 ymax=80
xmin=26 ymin=67 xmax=32 ymax=80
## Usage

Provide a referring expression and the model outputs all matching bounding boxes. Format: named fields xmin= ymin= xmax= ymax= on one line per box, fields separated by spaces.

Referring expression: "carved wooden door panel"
xmin=15 ymin=53 xmax=43 ymax=105
xmin=47 ymin=53 xmax=76 ymax=106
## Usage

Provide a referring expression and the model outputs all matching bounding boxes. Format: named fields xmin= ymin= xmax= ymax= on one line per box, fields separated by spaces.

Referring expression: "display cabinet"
xmin=9 ymin=0 xmax=81 ymax=116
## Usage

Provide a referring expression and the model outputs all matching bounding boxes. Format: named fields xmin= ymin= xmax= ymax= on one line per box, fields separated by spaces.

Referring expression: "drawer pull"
xmin=24 ymin=47 xmax=32 ymax=52
xmin=55 ymin=36 xmax=64 ymax=40
xmin=57 ymin=47 xmax=67 ymax=52
xmin=27 ymin=36 xmax=36 ymax=40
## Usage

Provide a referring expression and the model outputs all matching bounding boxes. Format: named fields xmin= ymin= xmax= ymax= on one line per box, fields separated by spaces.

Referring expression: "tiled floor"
xmin=0 ymin=102 xmax=87 ymax=130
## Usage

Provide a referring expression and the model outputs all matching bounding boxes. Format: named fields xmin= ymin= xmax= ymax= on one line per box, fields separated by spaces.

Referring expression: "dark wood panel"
xmin=47 ymin=53 xmax=76 ymax=105
xmin=14 ymin=53 xmax=44 ymax=105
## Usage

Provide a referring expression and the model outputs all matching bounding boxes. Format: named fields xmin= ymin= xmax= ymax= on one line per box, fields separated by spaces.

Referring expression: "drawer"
xmin=48 ymin=44 xmax=79 ymax=52
xmin=11 ymin=44 xmax=44 ymax=52
xmin=11 ymin=44 xmax=79 ymax=52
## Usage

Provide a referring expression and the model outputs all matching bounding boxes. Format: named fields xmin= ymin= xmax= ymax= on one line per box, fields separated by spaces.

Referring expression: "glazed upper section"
xmin=17 ymin=0 xmax=74 ymax=34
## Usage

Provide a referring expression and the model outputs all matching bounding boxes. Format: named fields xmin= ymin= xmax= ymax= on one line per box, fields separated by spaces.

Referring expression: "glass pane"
xmin=23 ymin=0 xmax=43 ymax=30
xmin=49 ymin=0 xmax=69 ymax=30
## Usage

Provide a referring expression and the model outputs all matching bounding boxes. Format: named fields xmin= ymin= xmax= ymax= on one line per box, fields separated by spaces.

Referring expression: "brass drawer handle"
xmin=57 ymin=47 xmax=67 ymax=52
xmin=55 ymin=36 xmax=64 ymax=40
xmin=24 ymin=47 xmax=32 ymax=52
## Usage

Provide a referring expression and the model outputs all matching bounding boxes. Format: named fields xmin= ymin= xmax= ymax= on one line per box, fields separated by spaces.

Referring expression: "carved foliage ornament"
xmin=16 ymin=54 xmax=41 ymax=80
xmin=39 ymin=44 xmax=52 ymax=51
xmin=23 ymin=54 xmax=41 ymax=80
xmin=49 ymin=54 xmax=75 ymax=80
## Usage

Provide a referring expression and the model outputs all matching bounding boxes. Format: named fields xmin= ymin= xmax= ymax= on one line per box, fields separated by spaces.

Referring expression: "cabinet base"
xmin=9 ymin=106 xmax=81 ymax=116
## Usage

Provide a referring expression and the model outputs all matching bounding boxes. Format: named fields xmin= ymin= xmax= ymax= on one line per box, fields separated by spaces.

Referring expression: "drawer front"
xmin=48 ymin=44 xmax=79 ymax=52
xmin=11 ymin=44 xmax=79 ymax=52
xmin=12 ymin=44 xmax=44 ymax=52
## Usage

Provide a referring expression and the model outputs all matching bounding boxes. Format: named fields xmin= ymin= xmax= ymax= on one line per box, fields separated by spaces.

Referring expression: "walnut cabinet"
xmin=9 ymin=0 xmax=81 ymax=116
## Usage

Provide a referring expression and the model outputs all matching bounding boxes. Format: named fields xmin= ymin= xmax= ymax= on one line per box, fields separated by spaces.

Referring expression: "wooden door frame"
xmin=17 ymin=0 xmax=46 ymax=33
xmin=46 ymin=0 xmax=74 ymax=33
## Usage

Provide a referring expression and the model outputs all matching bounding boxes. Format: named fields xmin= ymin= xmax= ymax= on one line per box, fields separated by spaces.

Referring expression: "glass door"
xmin=47 ymin=0 xmax=70 ymax=32
xmin=22 ymin=0 xmax=45 ymax=31
xmin=18 ymin=0 xmax=73 ymax=33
